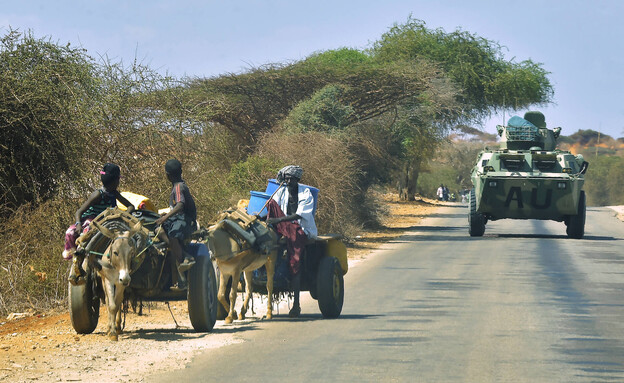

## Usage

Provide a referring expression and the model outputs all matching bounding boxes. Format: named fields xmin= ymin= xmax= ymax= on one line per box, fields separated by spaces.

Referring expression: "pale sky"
xmin=2 ymin=0 xmax=623 ymax=138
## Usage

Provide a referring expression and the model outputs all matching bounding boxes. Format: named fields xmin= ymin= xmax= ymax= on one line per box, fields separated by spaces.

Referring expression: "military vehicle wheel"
xmin=69 ymin=269 xmax=100 ymax=334
xmin=469 ymin=188 xmax=486 ymax=237
xmin=317 ymin=256 xmax=344 ymax=318
xmin=309 ymin=284 xmax=318 ymax=300
xmin=188 ymin=254 xmax=218 ymax=332
xmin=566 ymin=191 xmax=586 ymax=239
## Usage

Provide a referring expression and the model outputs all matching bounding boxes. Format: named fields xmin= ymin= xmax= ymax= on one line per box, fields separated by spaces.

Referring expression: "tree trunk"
xmin=397 ymin=160 xmax=420 ymax=201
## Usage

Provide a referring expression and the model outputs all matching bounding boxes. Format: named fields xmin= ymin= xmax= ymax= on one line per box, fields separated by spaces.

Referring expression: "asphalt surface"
xmin=152 ymin=204 xmax=624 ymax=382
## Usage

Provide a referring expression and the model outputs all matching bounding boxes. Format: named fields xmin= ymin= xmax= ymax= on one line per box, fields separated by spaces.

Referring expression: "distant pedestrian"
xmin=437 ymin=184 xmax=444 ymax=201
xmin=443 ymin=186 xmax=449 ymax=201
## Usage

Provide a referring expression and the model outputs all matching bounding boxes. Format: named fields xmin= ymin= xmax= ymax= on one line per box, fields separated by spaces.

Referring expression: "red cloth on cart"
xmin=266 ymin=199 xmax=306 ymax=275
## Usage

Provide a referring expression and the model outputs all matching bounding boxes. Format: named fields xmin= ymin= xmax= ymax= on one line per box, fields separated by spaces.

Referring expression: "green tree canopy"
xmin=282 ymin=84 xmax=354 ymax=134
xmin=370 ymin=17 xmax=553 ymax=118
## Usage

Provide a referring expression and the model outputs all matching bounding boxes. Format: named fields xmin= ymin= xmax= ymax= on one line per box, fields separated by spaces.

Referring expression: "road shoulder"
xmin=0 ymin=193 xmax=442 ymax=382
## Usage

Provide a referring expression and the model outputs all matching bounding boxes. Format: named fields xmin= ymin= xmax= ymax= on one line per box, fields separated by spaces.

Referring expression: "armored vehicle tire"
xmin=469 ymin=188 xmax=486 ymax=237
xmin=187 ymin=255 xmax=218 ymax=332
xmin=566 ymin=191 xmax=586 ymax=239
xmin=317 ymin=256 xmax=344 ymax=318
xmin=68 ymin=270 xmax=100 ymax=334
xmin=309 ymin=284 xmax=318 ymax=300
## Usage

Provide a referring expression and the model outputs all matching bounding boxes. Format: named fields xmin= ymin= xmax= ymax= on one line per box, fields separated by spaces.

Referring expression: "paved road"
xmin=152 ymin=205 xmax=624 ymax=382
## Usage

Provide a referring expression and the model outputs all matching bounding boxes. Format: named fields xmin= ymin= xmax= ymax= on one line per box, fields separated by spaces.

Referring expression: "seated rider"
xmin=266 ymin=165 xmax=317 ymax=318
xmin=155 ymin=159 xmax=197 ymax=291
xmin=65 ymin=163 xmax=135 ymax=284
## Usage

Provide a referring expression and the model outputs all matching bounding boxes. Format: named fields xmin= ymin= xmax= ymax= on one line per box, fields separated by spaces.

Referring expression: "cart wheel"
xmin=316 ymin=256 xmax=344 ymax=318
xmin=68 ymin=269 xmax=100 ymax=334
xmin=188 ymin=255 xmax=218 ymax=332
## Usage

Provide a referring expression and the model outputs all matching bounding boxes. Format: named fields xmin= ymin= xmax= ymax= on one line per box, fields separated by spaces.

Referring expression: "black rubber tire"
xmin=566 ymin=191 xmax=586 ymax=239
xmin=468 ymin=188 xmax=486 ymax=237
xmin=68 ymin=270 xmax=100 ymax=334
xmin=187 ymin=255 xmax=218 ymax=332
xmin=309 ymin=284 xmax=318 ymax=300
xmin=316 ymin=256 xmax=344 ymax=318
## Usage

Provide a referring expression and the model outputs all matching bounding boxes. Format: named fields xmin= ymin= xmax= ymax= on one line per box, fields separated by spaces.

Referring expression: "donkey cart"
xmin=250 ymin=234 xmax=348 ymax=318
xmin=68 ymin=207 xmax=218 ymax=339
xmin=208 ymin=206 xmax=348 ymax=321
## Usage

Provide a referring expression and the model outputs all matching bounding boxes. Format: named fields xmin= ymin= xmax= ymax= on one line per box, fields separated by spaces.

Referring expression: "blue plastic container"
xmin=265 ymin=178 xmax=281 ymax=195
xmin=247 ymin=191 xmax=271 ymax=217
xmin=265 ymin=179 xmax=319 ymax=215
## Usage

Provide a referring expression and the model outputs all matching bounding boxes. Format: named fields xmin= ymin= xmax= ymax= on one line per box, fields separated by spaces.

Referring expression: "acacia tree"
xmin=183 ymin=47 xmax=441 ymax=149
xmin=0 ymin=30 xmax=99 ymax=210
xmin=369 ymin=18 xmax=554 ymax=199
xmin=371 ymin=17 xmax=553 ymax=116
xmin=391 ymin=91 xmax=460 ymax=200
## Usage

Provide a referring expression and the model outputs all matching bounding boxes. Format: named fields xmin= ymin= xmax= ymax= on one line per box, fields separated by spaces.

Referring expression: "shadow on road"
xmin=410 ymin=225 xmax=465 ymax=232
xmin=124 ymin=326 xmax=233 ymax=341
xmin=266 ymin=313 xmax=382 ymax=322
xmin=393 ymin=234 xmax=472 ymax=242
xmin=127 ymin=313 xmax=378 ymax=339
xmin=124 ymin=320 xmax=271 ymax=340
xmin=423 ymin=213 xmax=467 ymax=219
xmin=392 ymin=231 xmax=620 ymax=242
xmin=497 ymin=233 xmax=620 ymax=241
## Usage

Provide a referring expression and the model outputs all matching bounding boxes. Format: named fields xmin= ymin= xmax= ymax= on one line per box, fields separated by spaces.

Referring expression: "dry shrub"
xmin=256 ymin=131 xmax=369 ymax=237
xmin=0 ymin=199 xmax=75 ymax=316
xmin=0 ymin=121 xmax=247 ymax=315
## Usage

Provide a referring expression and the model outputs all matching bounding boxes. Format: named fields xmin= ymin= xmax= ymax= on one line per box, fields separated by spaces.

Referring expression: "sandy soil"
xmin=606 ymin=205 xmax=624 ymax=222
xmin=0 ymin=194 xmax=443 ymax=383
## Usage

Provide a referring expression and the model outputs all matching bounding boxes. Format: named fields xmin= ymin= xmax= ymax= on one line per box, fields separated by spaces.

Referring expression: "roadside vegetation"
xmin=558 ymin=131 xmax=624 ymax=206
xmin=0 ymin=18 xmax=553 ymax=315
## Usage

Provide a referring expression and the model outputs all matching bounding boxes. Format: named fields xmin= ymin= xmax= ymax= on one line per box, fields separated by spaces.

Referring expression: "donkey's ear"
xmin=92 ymin=221 xmax=115 ymax=239
xmin=129 ymin=221 xmax=143 ymax=237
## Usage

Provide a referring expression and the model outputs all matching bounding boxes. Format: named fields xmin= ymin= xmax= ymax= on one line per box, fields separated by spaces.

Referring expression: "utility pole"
xmin=596 ymin=123 xmax=601 ymax=157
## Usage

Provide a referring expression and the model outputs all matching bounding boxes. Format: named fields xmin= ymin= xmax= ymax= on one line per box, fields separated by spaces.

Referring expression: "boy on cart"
xmin=155 ymin=159 xmax=198 ymax=291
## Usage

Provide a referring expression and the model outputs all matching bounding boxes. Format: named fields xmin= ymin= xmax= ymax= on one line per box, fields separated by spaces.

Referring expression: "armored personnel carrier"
xmin=469 ymin=111 xmax=589 ymax=238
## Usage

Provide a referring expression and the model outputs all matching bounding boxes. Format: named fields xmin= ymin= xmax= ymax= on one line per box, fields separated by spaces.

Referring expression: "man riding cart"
xmin=210 ymin=165 xmax=347 ymax=320
xmin=265 ymin=165 xmax=317 ymax=318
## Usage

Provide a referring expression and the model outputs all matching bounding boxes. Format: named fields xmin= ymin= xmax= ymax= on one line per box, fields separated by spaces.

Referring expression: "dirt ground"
xmin=0 ymin=194 xmax=443 ymax=383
